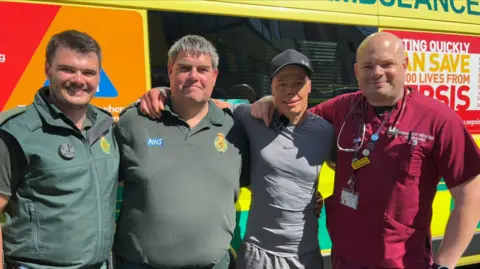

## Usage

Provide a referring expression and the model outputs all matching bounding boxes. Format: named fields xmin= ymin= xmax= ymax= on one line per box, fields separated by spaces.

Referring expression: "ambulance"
xmin=1 ymin=0 xmax=479 ymax=267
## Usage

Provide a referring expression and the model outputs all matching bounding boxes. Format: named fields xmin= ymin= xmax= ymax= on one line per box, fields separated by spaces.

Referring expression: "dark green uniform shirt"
xmin=114 ymin=99 xmax=250 ymax=268
xmin=0 ymin=102 xmax=95 ymax=196
xmin=0 ymin=87 xmax=119 ymax=269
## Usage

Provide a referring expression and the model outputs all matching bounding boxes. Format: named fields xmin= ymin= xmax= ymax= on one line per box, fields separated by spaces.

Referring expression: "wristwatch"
xmin=432 ymin=263 xmax=449 ymax=269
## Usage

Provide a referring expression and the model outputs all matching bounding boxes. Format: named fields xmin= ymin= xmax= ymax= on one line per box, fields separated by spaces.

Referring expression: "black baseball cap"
xmin=270 ymin=49 xmax=314 ymax=80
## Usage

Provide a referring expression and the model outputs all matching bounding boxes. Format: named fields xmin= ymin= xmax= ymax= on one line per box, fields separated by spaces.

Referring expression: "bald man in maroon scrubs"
xmin=251 ymin=32 xmax=480 ymax=269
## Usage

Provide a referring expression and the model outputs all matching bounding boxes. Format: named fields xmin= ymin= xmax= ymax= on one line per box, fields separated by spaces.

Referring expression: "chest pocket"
xmin=25 ymin=136 xmax=89 ymax=174
xmin=385 ymin=135 xmax=433 ymax=185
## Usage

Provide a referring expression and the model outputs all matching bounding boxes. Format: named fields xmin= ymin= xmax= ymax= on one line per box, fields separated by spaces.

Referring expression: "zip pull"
xmin=29 ymin=207 xmax=34 ymax=222
xmin=411 ymin=139 xmax=418 ymax=153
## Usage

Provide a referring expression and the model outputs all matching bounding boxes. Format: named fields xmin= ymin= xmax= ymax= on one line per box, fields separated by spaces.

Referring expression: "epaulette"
xmin=222 ymin=107 xmax=234 ymax=117
xmin=119 ymin=101 xmax=139 ymax=118
xmin=0 ymin=106 xmax=27 ymax=126
xmin=93 ymin=105 xmax=114 ymax=118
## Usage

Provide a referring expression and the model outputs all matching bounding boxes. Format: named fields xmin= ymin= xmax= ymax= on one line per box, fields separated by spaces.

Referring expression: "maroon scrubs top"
xmin=309 ymin=88 xmax=480 ymax=269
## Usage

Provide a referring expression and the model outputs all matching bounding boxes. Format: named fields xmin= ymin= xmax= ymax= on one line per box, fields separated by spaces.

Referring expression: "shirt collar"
xmin=34 ymin=86 xmax=97 ymax=129
xmin=163 ymin=98 xmax=225 ymax=126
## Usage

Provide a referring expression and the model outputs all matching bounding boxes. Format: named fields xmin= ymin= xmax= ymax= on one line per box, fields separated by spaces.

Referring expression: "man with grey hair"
xmin=113 ymin=35 xmax=250 ymax=269
xmin=139 ymin=49 xmax=332 ymax=269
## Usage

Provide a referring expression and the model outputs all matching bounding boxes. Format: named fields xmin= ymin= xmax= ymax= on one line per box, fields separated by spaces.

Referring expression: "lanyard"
xmin=349 ymin=103 xmax=396 ymax=192
xmin=362 ymin=105 xmax=396 ymax=157
xmin=346 ymin=88 xmax=409 ymax=195
xmin=351 ymin=102 xmax=395 ymax=161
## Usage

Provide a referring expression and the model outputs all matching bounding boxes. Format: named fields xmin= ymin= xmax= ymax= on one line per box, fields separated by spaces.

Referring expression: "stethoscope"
xmin=336 ymin=88 xmax=408 ymax=153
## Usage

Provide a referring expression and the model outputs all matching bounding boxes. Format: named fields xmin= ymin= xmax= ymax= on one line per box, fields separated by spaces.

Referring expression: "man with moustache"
xmin=139 ymin=49 xmax=335 ymax=269
xmin=250 ymin=32 xmax=480 ymax=269
xmin=113 ymin=35 xmax=249 ymax=269
xmin=0 ymin=30 xmax=118 ymax=269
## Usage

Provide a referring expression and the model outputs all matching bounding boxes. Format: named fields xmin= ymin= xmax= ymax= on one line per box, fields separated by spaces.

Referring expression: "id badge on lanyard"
xmin=341 ymin=105 xmax=395 ymax=210
xmin=341 ymin=154 xmax=371 ymax=209
xmin=340 ymin=175 xmax=359 ymax=210
xmin=341 ymin=129 xmax=369 ymax=210
xmin=339 ymin=94 xmax=403 ymax=211
xmin=341 ymin=153 xmax=365 ymax=210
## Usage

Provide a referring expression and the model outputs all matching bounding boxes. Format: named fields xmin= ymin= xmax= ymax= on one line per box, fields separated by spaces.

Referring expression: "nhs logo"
xmin=147 ymin=138 xmax=164 ymax=147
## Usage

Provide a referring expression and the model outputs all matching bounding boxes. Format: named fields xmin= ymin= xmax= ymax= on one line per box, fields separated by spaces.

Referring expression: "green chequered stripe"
xmin=442 ymin=179 xmax=480 ymax=229
xmin=115 ymin=178 xmax=480 ymax=252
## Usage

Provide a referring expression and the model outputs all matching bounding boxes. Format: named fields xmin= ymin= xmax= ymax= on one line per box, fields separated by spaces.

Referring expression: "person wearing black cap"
xmin=251 ymin=33 xmax=480 ymax=269
xmin=229 ymin=49 xmax=334 ymax=269
xmin=270 ymin=49 xmax=314 ymax=80
xmin=136 ymin=48 xmax=335 ymax=269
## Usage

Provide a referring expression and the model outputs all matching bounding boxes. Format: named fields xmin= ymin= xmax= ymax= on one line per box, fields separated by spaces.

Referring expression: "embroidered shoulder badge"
xmin=214 ymin=132 xmax=228 ymax=153
xmin=100 ymin=136 xmax=111 ymax=154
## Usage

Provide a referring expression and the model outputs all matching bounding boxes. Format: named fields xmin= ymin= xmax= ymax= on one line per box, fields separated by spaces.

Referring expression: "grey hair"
xmin=168 ymin=35 xmax=219 ymax=69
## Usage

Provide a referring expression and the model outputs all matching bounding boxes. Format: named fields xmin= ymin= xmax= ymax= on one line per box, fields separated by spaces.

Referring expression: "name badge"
xmin=351 ymin=156 xmax=370 ymax=170
xmin=340 ymin=188 xmax=359 ymax=210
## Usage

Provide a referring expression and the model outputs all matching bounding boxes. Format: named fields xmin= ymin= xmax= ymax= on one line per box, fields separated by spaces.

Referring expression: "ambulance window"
xmin=147 ymin=11 xmax=377 ymax=106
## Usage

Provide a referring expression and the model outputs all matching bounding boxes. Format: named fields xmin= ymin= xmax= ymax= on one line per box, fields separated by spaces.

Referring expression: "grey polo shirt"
xmin=113 ymin=99 xmax=250 ymax=268
xmin=232 ymin=104 xmax=335 ymax=257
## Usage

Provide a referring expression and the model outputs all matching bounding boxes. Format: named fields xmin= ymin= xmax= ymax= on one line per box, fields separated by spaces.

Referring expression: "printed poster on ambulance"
xmin=384 ymin=30 xmax=480 ymax=134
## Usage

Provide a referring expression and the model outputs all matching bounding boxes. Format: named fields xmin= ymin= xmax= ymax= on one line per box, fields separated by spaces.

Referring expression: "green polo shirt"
xmin=114 ymin=99 xmax=250 ymax=268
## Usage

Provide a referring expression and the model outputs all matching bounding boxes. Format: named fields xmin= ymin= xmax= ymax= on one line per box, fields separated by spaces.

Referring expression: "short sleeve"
xmin=224 ymin=105 xmax=250 ymax=187
xmin=0 ymin=129 xmax=25 ymax=196
xmin=433 ymin=114 xmax=480 ymax=189
xmin=233 ymin=120 xmax=251 ymax=188
xmin=231 ymin=104 xmax=250 ymax=126
xmin=329 ymin=131 xmax=337 ymax=163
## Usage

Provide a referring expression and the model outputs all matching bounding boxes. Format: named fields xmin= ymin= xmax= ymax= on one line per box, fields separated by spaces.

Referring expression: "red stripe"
xmin=0 ymin=2 xmax=60 ymax=110
xmin=456 ymin=110 xmax=480 ymax=135
xmin=385 ymin=30 xmax=480 ymax=54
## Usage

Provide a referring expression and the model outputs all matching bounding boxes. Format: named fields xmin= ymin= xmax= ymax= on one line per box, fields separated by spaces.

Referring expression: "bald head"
xmin=357 ymin=32 xmax=405 ymax=62
xmin=354 ymin=31 xmax=408 ymax=106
